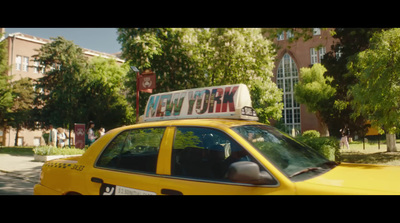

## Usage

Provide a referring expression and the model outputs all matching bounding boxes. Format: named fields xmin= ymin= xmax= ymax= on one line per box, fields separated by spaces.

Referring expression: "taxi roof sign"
xmin=141 ymin=84 xmax=258 ymax=122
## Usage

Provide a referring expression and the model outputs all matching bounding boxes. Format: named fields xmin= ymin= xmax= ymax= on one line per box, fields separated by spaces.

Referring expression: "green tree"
xmin=8 ymin=77 xmax=35 ymax=146
xmin=79 ymin=57 xmax=134 ymax=130
xmin=35 ymin=37 xmax=135 ymax=134
xmin=322 ymin=28 xmax=387 ymax=137
xmin=34 ymin=36 xmax=88 ymax=134
xmin=118 ymin=28 xmax=282 ymax=123
xmin=348 ymin=28 xmax=400 ymax=152
xmin=294 ymin=63 xmax=336 ymax=136
xmin=0 ymin=31 xmax=13 ymax=129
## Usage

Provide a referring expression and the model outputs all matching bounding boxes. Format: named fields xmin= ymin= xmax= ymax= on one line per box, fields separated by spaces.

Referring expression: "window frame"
xmin=22 ymin=56 xmax=29 ymax=72
xmin=15 ymin=55 xmax=22 ymax=71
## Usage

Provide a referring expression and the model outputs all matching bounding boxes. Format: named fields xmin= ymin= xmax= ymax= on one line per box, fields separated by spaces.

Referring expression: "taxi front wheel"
xmin=227 ymin=161 xmax=275 ymax=185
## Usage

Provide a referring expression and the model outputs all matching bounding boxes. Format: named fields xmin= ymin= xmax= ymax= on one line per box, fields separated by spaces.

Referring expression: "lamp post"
xmin=130 ymin=66 xmax=140 ymax=123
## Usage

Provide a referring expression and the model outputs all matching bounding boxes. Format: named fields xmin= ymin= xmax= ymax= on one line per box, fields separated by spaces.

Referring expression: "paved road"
xmin=0 ymin=172 xmax=36 ymax=195
xmin=0 ymin=154 xmax=43 ymax=195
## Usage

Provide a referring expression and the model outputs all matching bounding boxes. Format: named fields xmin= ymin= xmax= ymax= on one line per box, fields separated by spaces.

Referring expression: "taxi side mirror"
xmin=227 ymin=161 xmax=275 ymax=185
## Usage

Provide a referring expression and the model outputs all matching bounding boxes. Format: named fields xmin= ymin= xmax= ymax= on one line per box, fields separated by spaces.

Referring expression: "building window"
xmin=286 ymin=30 xmax=294 ymax=39
xmin=33 ymin=137 xmax=41 ymax=146
xmin=276 ymin=53 xmax=301 ymax=136
xmin=16 ymin=55 xmax=22 ymax=71
xmin=17 ymin=137 xmax=24 ymax=146
xmin=313 ymin=28 xmax=321 ymax=35
xmin=336 ymin=46 xmax=343 ymax=60
xmin=23 ymin=56 xmax=29 ymax=72
xmin=33 ymin=61 xmax=44 ymax=74
xmin=310 ymin=48 xmax=317 ymax=65
xmin=319 ymin=47 xmax=326 ymax=62
xmin=277 ymin=31 xmax=284 ymax=41
xmin=34 ymin=61 xmax=39 ymax=73
xmin=310 ymin=47 xmax=326 ymax=65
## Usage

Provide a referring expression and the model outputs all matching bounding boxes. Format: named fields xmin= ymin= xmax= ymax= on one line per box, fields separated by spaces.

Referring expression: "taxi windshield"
xmin=232 ymin=125 xmax=334 ymax=181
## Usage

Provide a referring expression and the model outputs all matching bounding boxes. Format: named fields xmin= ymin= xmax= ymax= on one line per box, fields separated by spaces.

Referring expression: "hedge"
xmin=296 ymin=135 xmax=340 ymax=161
xmin=33 ymin=146 xmax=86 ymax=156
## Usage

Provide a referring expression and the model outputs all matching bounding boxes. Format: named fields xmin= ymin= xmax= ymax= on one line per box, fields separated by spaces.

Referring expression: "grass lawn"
xmin=0 ymin=147 xmax=34 ymax=156
xmin=340 ymin=139 xmax=400 ymax=165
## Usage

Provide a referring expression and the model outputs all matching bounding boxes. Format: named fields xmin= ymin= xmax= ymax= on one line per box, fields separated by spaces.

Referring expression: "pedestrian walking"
xmin=340 ymin=125 xmax=350 ymax=149
xmin=48 ymin=124 xmax=58 ymax=147
xmin=86 ymin=121 xmax=97 ymax=146
xmin=57 ymin=128 xmax=67 ymax=148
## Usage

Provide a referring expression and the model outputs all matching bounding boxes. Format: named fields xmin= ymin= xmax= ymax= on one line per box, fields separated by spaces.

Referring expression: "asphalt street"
xmin=0 ymin=154 xmax=43 ymax=195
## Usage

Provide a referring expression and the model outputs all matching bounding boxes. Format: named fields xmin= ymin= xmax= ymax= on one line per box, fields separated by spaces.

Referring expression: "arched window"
xmin=276 ymin=53 xmax=301 ymax=136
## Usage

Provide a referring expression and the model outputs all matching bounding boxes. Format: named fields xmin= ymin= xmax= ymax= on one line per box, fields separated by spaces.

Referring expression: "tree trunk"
xmin=316 ymin=111 xmax=330 ymax=137
xmin=14 ymin=126 xmax=20 ymax=146
xmin=386 ymin=133 xmax=397 ymax=152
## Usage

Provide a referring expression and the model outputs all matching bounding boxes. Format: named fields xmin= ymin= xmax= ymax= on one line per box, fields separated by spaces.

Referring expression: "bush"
xmin=33 ymin=146 xmax=86 ymax=156
xmin=296 ymin=136 xmax=340 ymax=161
xmin=302 ymin=130 xmax=320 ymax=138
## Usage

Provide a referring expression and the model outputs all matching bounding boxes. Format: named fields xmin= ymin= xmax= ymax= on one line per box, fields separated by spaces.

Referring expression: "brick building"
xmin=271 ymin=28 xmax=338 ymax=136
xmin=0 ymin=30 xmax=124 ymax=146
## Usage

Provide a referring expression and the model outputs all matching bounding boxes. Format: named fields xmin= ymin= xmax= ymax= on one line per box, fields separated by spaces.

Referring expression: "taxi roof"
xmin=116 ymin=118 xmax=263 ymax=132
xmin=144 ymin=118 xmax=260 ymax=128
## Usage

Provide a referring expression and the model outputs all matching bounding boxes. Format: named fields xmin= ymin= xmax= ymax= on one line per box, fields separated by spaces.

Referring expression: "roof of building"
xmin=6 ymin=32 xmax=125 ymax=63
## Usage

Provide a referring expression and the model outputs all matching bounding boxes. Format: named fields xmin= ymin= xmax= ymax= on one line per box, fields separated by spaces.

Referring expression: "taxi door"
xmin=84 ymin=127 xmax=167 ymax=195
xmin=156 ymin=126 xmax=295 ymax=195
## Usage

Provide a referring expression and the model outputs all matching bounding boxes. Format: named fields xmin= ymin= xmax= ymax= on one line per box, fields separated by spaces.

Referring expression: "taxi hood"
xmin=295 ymin=163 xmax=400 ymax=195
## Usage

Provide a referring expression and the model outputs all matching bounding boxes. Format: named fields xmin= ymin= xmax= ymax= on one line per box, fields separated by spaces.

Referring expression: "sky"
xmin=4 ymin=28 xmax=122 ymax=54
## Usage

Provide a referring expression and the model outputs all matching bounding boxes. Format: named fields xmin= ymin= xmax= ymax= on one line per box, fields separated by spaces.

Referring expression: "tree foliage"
xmin=34 ymin=36 xmax=134 ymax=132
xmin=0 ymin=32 xmax=12 ymax=128
xmin=294 ymin=63 xmax=336 ymax=136
xmin=8 ymin=77 xmax=35 ymax=145
xmin=348 ymin=28 xmax=400 ymax=135
xmin=118 ymin=28 xmax=282 ymax=123
xmin=34 ymin=36 xmax=88 ymax=129
xmin=80 ymin=57 xmax=134 ymax=130
xmin=322 ymin=28 xmax=387 ymax=137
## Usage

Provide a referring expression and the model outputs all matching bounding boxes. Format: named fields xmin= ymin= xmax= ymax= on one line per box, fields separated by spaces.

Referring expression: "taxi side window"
xmin=171 ymin=127 xmax=257 ymax=182
xmin=96 ymin=128 xmax=165 ymax=174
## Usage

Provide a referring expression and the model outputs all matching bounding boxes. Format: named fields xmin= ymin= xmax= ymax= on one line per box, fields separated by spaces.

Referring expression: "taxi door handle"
xmin=161 ymin=188 xmax=183 ymax=195
xmin=91 ymin=177 xmax=104 ymax=184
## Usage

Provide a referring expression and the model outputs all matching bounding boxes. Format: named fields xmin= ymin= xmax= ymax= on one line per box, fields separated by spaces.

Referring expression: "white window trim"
xmin=16 ymin=55 xmax=22 ymax=71
xmin=22 ymin=56 xmax=29 ymax=72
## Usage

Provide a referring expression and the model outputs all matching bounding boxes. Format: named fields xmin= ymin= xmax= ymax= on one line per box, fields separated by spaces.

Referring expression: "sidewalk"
xmin=0 ymin=154 xmax=44 ymax=184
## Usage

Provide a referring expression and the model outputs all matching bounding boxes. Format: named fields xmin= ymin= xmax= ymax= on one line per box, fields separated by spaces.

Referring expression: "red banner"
xmin=74 ymin=123 xmax=85 ymax=149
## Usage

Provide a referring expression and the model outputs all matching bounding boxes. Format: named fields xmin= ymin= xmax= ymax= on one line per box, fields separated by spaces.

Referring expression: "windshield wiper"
xmin=289 ymin=167 xmax=324 ymax=178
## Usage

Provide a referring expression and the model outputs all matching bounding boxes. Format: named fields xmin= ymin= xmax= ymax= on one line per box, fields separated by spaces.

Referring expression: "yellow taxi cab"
xmin=34 ymin=84 xmax=400 ymax=195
